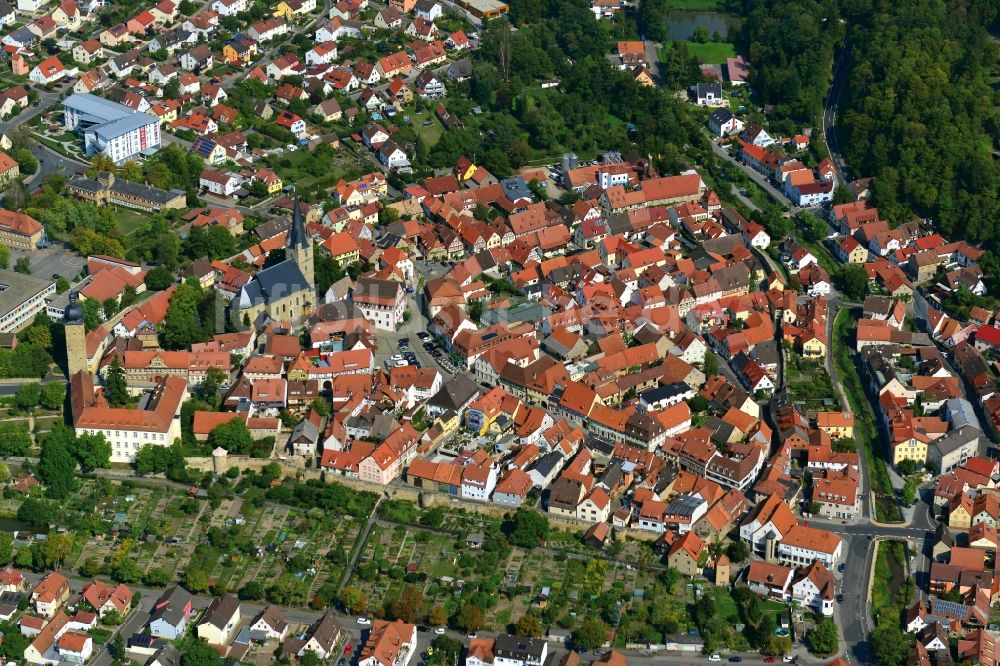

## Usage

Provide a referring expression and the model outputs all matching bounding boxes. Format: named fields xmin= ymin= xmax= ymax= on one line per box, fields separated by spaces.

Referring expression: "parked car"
xmin=728 ymin=658 xmax=742 ymax=663
xmin=434 ymin=627 xmax=446 ymax=635
xmin=708 ymin=657 xmax=721 ymax=663
xmin=357 ymin=617 xmax=371 ymax=625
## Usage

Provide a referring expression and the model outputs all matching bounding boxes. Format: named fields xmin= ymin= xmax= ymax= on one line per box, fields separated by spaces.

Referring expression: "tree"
xmin=636 ymin=0 xmax=669 ymax=42
xmin=0 ymin=532 xmax=13 ymax=565
xmin=726 ymin=540 xmax=751 ymax=563
xmin=82 ymin=298 xmax=102 ymax=332
xmin=310 ymin=397 xmax=331 ymax=417
xmin=39 ymin=425 xmax=78 ymax=499
xmin=161 ymin=282 xmax=210 ymax=349
xmin=428 ymin=605 xmax=447 ymax=626
xmin=388 ymin=585 xmax=424 ymax=624
xmin=0 ymin=244 xmax=9 ymax=270
xmin=662 ymin=567 xmax=682 ymax=593
xmin=836 ymin=263 xmax=869 ymax=301
xmin=40 ymin=382 xmax=65 ymax=411
xmin=181 ymin=638 xmax=223 ymax=666
xmin=453 ymin=604 xmax=484 ymax=632
xmin=13 ymin=257 xmax=29 ymax=274
xmin=339 ymin=586 xmax=368 ymax=614
xmin=55 ymin=276 xmax=69 ymax=293
xmin=17 ymin=498 xmax=56 ymax=528
xmin=178 ymin=0 xmax=196 ymax=14
xmin=693 ymin=25 xmax=710 ymax=43
xmin=73 ymin=432 xmax=111 ymax=472
xmin=200 ymin=367 xmax=227 ymax=407
xmin=145 ymin=267 xmax=174 ymax=291
xmin=832 ymin=186 xmax=854 ymax=205
xmin=503 ymin=508 xmax=549 ymax=548
xmin=79 ymin=558 xmax=101 ymax=577
xmin=39 ymin=532 xmax=72 ymax=568
xmin=514 ymin=613 xmax=543 ymax=637
xmin=208 ymin=419 xmax=253 ymax=455
xmin=703 ymin=352 xmax=719 ymax=376
xmin=144 ymin=567 xmax=171 ymax=587
xmin=901 ymin=478 xmax=917 ymax=505
xmin=0 ymin=421 xmax=31 ymax=457
xmin=14 ymin=382 xmax=38 ymax=412
xmin=763 ymin=631 xmax=792 ymax=656
xmin=239 ymin=581 xmax=265 ymax=601
xmin=13 ymin=149 xmax=36 ymax=176
xmin=163 ymin=77 xmax=181 ymax=100
xmin=807 ymin=617 xmax=839 ymax=655
xmin=573 ymin=619 xmax=607 ymax=650
xmin=105 ymin=357 xmax=129 ymax=407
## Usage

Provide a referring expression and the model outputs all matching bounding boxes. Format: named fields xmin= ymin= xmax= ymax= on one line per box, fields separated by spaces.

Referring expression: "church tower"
xmin=287 ymin=195 xmax=314 ymax=291
xmin=64 ymin=292 xmax=87 ymax=377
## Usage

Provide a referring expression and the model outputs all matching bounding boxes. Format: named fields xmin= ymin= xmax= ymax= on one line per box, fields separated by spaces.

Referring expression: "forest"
xmin=738 ymin=0 xmax=844 ymax=132
xmin=740 ymin=0 xmax=1000 ymax=272
xmin=422 ymin=0 xmax=707 ymax=177
xmin=837 ymin=0 xmax=1000 ymax=265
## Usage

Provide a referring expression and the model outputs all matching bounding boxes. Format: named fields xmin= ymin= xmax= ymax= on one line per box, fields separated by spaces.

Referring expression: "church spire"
xmin=287 ymin=192 xmax=309 ymax=251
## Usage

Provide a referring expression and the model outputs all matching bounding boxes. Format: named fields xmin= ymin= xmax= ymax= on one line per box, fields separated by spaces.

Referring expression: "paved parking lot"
xmin=11 ymin=244 xmax=87 ymax=282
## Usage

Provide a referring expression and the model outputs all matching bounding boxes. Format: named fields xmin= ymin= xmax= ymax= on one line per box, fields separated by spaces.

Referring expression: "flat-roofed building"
xmin=63 ymin=93 xmax=161 ymax=164
xmin=0 ymin=270 xmax=55 ymax=333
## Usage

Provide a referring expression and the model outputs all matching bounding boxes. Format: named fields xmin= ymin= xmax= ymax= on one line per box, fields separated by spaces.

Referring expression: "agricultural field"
xmin=58 ymin=480 xmax=363 ymax=603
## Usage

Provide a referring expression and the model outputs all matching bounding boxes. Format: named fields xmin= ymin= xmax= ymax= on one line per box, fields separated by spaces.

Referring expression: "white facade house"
xmin=493 ymin=635 xmax=547 ymax=666
xmin=17 ymin=0 xmax=45 ymax=11
xmin=378 ymin=140 xmax=409 ymax=169
xmin=358 ymin=620 xmax=416 ymax=666
xmin=74 ymin=375 xmax=188 ymax=463
xmin=199 ymin=169 xmax=242 ymax=196
xmin=738 ymin=495 xmax=797 ymax=555
xmin=460 ymin=463 xmax=498 ymax=501
xmin=708 ymin=109 xmax=744 ymax=137
xmin=791 ymin=563 xmax=836 ymax=616
xmin=351 ymin=277 xmax=405 ymax=331
xmin=63 ymin=93 xmax=161 ymax=164
xmin=776 ymin=525 xmax=843 ymax=568
xmin=211 ymin=0 xmax=248 ymax=15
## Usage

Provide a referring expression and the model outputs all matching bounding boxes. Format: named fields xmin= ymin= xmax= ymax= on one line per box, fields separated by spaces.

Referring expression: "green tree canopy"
xmin=105 ymin=357 xmax=129 ymax=407
xmin=39 ymin=424 xmax=78 ymax=499
xmin=503 ymin=508 xmax=549 ymax=548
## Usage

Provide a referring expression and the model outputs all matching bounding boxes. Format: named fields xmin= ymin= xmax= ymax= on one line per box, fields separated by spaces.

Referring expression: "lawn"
xmin=409 ymin=108 xmax=443 ymax=147
xmin=686 ymin=41 xmax=737 ymax=64
xmin=112 ymin=209 xmax=148 ymax=237
xmin=832 ymin=309 xmax=901 ymax=522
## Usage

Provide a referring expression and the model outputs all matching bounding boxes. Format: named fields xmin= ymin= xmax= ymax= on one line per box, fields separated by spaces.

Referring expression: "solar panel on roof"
xmin=933 ymin=599 xmax=969 ymax=617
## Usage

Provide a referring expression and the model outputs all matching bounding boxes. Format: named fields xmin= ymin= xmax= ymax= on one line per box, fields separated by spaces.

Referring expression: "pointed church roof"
xmin=287 ymin=194 xmax=309 ymax=251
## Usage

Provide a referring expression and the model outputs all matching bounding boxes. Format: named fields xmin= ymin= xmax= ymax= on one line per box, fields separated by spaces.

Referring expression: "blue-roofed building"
xmin=63 ymin=93 xmax=161 ymax=164
xmin=500 ymin=176 xmax=532 ymax=203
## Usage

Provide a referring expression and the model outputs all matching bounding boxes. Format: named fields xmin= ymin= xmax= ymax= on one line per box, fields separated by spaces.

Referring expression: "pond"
xmin=0 ymin=517 xmax=46 ymax=534
xmin=668 ymin=10 xmax=742 ymax=42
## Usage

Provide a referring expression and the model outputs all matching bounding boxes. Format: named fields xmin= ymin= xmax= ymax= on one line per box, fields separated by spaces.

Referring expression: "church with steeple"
xmin=230 ymin=197 xmax=314 ymax=328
